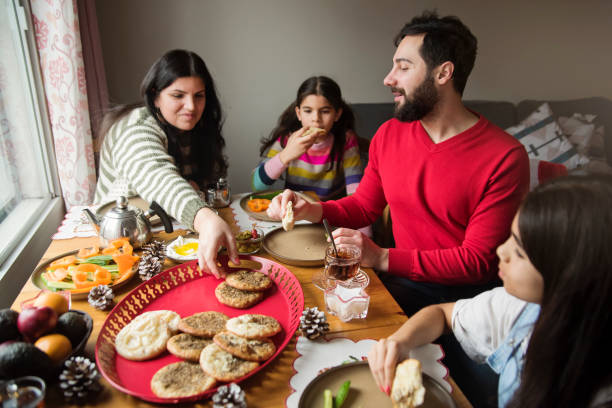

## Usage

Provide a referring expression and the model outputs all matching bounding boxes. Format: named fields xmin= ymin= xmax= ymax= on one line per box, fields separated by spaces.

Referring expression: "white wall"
xmin=95 ymin=0 xmax=612 ymax=193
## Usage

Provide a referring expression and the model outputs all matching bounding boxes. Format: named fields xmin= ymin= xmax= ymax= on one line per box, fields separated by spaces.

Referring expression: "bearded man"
xmin=267 ymin=11 xmax=529 ymax=314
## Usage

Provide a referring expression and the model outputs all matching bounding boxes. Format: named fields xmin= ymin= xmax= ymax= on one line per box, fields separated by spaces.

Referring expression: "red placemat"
xmin=95 ymin=255 xmax=304 ymax=403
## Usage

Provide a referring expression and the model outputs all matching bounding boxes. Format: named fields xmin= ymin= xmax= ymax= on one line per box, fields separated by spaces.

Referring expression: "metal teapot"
xmin=83 ymin=196 xmax=173 ymax=248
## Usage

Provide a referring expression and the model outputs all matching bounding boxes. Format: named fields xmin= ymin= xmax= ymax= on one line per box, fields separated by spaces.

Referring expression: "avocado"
xmin=0 ymin=341 xmax=54 ymax=380
xmin=55 ymin=311 xmax=88 ymax=348
xmin=0 ymin=309 xmax=20 ymax=343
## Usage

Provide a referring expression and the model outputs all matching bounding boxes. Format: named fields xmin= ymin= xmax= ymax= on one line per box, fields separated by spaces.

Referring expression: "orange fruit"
xmin=34 ymin=333 xmax=72 ymax=364
xmin=33 ymin=292 xmax=69 ymax=316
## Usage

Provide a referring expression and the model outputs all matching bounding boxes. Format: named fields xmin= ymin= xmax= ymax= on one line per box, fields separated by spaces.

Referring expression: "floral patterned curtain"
xmin=31 ymin=0 xmax=97 ymax=208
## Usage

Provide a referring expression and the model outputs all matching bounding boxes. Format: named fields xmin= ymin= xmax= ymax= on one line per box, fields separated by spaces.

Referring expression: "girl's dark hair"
xmin=99 ymin=49 xmax=228 ymax=187
xmin=508 ymin=173 xmax=612 ymax=408
xmin=259 ymin=76 xmax=355 ymax=171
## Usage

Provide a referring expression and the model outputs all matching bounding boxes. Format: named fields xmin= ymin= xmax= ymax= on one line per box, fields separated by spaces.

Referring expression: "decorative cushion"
xmin=506 ymin=103 xmax=585 ymax=169
xmin=529 ymin=159 xmax=567 ymax=190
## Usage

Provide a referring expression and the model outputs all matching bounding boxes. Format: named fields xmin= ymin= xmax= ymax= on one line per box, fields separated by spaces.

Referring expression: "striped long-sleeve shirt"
xmin=252 ymin=130 xmax=363 ymax=201
xmin=94 ymin=107 xmax=207 ymax=229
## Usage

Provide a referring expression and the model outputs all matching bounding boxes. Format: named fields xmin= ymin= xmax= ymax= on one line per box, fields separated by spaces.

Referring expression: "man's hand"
xmin=266 ymin=189 xmax=322 ymax=223
xmin=331 ymin=227 xmax=389 ymax=271
xmin=193 ymin=207 xmax=239 ymax=279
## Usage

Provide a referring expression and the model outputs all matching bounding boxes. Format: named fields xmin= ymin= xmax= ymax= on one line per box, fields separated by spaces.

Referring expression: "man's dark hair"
xmin=394 ymin=11 xmax=477 ymax=95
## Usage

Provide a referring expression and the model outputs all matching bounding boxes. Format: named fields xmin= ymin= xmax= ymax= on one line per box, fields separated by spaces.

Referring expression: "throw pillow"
xmin=506 ymin=103 xmax=584 ymax=169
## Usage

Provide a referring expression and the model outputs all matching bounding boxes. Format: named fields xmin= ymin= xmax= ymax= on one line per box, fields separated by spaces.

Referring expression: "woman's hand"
xmin=266 ymin=189 xmax=322 ymax=223
xmin=193 ymin=207 xmax=239 ymax=278
xmin=368 ymin=337 xmax=407 ymax=394
xmin=331 ymin=228 xmax=389 ymax=271
xmin=278 ymin=127 xmax=321 ymax=164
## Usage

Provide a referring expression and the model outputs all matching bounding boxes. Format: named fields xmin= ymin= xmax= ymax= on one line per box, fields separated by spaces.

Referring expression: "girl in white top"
xmin=368 ymin=174 xmax=612 ymax=408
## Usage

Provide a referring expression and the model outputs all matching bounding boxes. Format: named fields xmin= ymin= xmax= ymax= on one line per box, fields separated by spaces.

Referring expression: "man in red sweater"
xmin=268 ymin=12 xmax=529 ymax=314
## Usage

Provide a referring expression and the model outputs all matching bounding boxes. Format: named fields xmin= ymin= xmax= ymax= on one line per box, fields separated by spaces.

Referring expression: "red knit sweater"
xmin=321 ymin=116 xmax=529 ymax=285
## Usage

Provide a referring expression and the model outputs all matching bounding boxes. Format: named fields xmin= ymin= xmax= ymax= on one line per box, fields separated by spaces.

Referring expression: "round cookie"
xmin=225 ymin=314 xmax=281 ymax=339
xmin=215 ymin=282 xmax=264 ymax=309
xmin=213 ymin=330 xmax=276 ymax=362
xmin=167 ymin=333 xmax=214 ymax=362
xmin=150 ymin=361 xmax=216 ymax=398
xmin=115 ymin=310 xmax=180 ymax=361
xmin=199 ymin=343 xmax=259 ymax=382
xmin=225 ymin=270 xmax=272 ymax=292
xmin=178 ymin=311 xmax=229 ymax=337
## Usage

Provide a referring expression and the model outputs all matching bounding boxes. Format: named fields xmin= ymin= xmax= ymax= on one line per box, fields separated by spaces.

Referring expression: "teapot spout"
xmin=82 ymin=209 xmax=101 ymax=232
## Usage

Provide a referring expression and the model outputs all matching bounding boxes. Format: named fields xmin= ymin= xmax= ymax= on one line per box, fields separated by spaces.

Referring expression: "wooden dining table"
xmin=10 ymin=202 xmax=472 ymax=408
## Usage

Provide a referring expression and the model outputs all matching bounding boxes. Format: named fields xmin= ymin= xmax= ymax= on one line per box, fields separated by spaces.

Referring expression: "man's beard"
xmin=393 ymin=75 xmax=439 ymax=122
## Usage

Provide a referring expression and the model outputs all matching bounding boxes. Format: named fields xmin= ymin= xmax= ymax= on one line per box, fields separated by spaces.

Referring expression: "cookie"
xmin=150 ymin=361 xmax=216 ymax=398
xmin=167 ymin=333 xmax=214 ymax=362
xmin=215 ymin=282 xmax=265 ymax=309
xmin=115 ymin=310 xmax=180 ymax=361
xmin=225 ymin=314 xmax=281 ymax=339
xmin=225 ymin=269 xmax=272 ymax=292
xmin=213 ymin=330 xmax=276 ymax=362
xmin=199 ymin=343 xmax=259 ymax=382
xmin=178 ymin=311 xmax=229 ymax=337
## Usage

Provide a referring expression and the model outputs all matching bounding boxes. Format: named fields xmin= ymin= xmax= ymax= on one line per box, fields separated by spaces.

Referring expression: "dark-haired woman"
xmin=367 ymin=173 xmax=612 ymax=407
xmin=95 ymin=49 xmax=238 ymax=276
xmin=252 ymin=76 xmax=363 ymax=201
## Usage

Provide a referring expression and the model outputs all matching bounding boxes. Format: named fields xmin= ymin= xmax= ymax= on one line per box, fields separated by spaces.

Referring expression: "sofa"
xmin=350 ymin=97 xmax=612 ymax=247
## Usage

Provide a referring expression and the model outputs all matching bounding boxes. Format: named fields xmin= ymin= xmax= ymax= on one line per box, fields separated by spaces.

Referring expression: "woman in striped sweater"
xmin=252 ymin=76 xmax=363 ymax=201
xmin=95 ymin=49 xmax=239 ymax=276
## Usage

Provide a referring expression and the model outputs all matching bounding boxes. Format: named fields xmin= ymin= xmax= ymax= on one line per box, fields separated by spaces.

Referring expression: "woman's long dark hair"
xmin=259 ymin=76 xmax=355 ymax=171
xmin=507 ymin=173 xmax=612 ymax=408
xmin=99 ymin=49 xmax=228 ymax=187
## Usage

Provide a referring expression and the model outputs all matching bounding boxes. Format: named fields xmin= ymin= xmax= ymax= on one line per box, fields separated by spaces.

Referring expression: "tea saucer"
xmin=312 ymin=269 xmax=369 ymax=291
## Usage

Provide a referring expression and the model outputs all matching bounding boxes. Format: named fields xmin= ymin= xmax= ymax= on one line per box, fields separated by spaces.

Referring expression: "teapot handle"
xmin=149 ymin=201 xmax=174 ymax=233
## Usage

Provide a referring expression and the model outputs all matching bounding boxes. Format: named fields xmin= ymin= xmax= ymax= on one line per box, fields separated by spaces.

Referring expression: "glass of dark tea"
xmin=324 ymin=243 xmax=361 ymax=283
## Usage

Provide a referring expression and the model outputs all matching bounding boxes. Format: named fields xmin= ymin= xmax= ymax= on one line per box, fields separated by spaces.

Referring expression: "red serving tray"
xmin=95 ymin=255 xmax=304 ymax=403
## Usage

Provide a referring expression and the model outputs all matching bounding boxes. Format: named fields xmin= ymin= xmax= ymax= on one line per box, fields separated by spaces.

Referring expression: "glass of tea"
xmin=0 ymin=376 xmax=46 ymax=408
xmin=324 ymin=243 xmax=361 ymax=283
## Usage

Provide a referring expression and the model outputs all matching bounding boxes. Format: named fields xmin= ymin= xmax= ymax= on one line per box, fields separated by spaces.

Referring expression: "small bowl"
xmin=235 ymin=228 xmax=264 ymax=255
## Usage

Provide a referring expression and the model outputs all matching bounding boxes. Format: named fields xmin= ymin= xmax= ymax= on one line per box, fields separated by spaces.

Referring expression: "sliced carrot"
xmin=113 ymin=269 xmax=135 ymax=285
xmin=112 ymin=254 xmax=139 ymax=276
xmin=247 ymin=198 xmax=270 ymax=212
xmin=102 ymin=246 xmax=118 ymax=255
xmin=77 ymin=246 xmax=99 ymax=258
xmin=109 ymin=238 xmax=130 ymax=248
xmin=72 ymin=270 xmax=93 ymax=288
xmin=75 ymin=263 xmax=97 ymax=273
xmin=50 ymin=255 xmax=77 ymax=269
xmin=102 ymin=240 xmax=133 ymax=256
xmin=93 ymin=268 xmax=111 ymax=285
xmin=45 ymin=268 xmax=69 ymax=282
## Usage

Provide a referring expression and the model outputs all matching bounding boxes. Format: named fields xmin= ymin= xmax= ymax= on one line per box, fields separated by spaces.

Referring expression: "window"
xmin=0 ymin=0 xmax=63 ymax=305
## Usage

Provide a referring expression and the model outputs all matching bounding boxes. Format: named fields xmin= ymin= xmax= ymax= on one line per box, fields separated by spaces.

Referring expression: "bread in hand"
xmin=391 ymin=358 xmax=426 ymax=408
xmin=282 ymin=201 xmax=294 ymax=231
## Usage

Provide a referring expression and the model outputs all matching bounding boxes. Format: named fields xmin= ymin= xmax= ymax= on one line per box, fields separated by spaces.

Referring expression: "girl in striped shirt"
xmin=252 ymin=76 xmax=363 ymax=201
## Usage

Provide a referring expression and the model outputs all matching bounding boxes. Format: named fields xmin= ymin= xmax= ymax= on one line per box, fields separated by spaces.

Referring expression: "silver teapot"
xmin=83 ymin=196 xmax=173 ymax=248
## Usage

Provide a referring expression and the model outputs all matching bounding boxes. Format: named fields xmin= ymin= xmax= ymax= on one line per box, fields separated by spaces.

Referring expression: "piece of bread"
xmin=225 ymin=314 xmax=281 ymax=339
xmin=302 ymin=127 xmax=325 ymax=139
xmin=150 ymin=361 xmax=216 ymax=398
xmin=391 ymin=358 xmax=426 ymax=408
xmin=114 ymin=310 xmax=180 ymax=361
xmin=166 ymin=333 xmax=213 ymax=362
xmin=178 ymin=311 xmax=229 ymax=337
xmin=213 ymin=330 xmax=276 ymax=362
xmin=215 ymin=282 xmax=265 ymax=309
xmin=199 ymin=343 xmax=259 ymax=382
xmin=225 ymin=269 xmax=272 ymax=292
xmin=282 ymin=201 xmax=294 ymax=231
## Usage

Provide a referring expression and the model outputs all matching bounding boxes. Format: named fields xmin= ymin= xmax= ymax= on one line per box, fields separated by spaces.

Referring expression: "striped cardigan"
xmin=94 ymin=107 xmax=206 ymax=229
xmin=252 ymin=130 xmax=363 ymax=200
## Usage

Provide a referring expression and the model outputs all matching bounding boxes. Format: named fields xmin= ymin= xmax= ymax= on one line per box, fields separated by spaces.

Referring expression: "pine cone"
xmin=212 ymin=383 xmax=247 ymax=408
xmin=88 ymin=285 xmax=114 ymax=311
xmin=59 ymin=356 xmax=101 ymax=403
xmin=299 ymin=307 xmax=329 ymax=340
xmin=138 ymin=253 xmax=163 ymax=281
xmin=142 ymin=240 xmax=167 ymax=260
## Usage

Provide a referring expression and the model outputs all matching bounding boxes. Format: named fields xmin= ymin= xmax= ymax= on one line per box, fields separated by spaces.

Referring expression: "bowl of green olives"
xmin=235 ymin=228 xmax=264 ymax=255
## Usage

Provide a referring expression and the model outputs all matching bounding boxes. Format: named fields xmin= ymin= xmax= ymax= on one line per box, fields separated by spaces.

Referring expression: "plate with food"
xmin=263 ymin=223 xmax=327 ymax=266
xmin=166 ymin=236 xmax=199 ymax=262
xmin=239 ymin=190 xmax=315 ymax=222
xmin=95 ymin=255 xmax=304 ymax=404
xmin=31 ymin=239 xmax=139 ymax=299
xmin=298 ymin=360 xmax=456 ymax=408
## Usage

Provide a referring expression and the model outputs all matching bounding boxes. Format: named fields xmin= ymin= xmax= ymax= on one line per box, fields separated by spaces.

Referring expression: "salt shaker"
xmin=206 ymin=177 xmax=231 ymax=208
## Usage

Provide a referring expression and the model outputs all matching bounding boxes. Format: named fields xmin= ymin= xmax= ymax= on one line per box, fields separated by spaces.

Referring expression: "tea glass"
xmin=0 ymin=376 xmax=45 ymax=408
xmin=312 ymin=243 xmax=362 ymax=290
